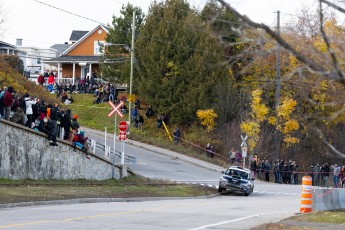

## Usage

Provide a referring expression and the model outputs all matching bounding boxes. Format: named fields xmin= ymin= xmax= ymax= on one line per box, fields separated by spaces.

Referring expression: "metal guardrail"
xmin=87 ymin=138 xmax=137 ymax=164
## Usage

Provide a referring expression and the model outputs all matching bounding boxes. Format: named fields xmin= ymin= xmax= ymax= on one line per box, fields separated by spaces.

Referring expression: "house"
xmin=44 ymin=25 xmax=109 ymax=84
xmin=0 ymin=40 xmax=27 ymax=73
xmin=15 ymin=39 xmax=58 ymax=78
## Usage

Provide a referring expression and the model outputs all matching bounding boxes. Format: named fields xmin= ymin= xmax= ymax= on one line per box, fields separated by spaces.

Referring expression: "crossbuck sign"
xmin=107 ymin=101 xmax=124 ymax=118
xmin=241 ymin=135 xmax=248 ymax=158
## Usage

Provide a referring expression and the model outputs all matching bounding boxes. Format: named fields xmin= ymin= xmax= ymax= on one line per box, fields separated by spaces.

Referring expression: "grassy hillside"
xmin=0 ymin=56 xmax=60 ymax=105
xmin=67 ymin=94 xmax=228 ymax=168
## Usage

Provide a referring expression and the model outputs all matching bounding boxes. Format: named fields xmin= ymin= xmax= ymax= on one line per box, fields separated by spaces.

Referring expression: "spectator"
xmin=156 ymin=115 xmax=163 ymax=128
xmin=340 ymin=166 xmax=345 ymax=188
xmin=282 ymin=162 xmax=289 ymax=184
xmin=37 ymin=114 xmax=58 ymax=146
xmin=206 ymin=143 xmax=213 ymax=158
xmin=250 ymin=159 xmax=257 ymax=177
xmin=72 ymin=130 xmax=90 ymax=159
xmin=332 ymin=164 xmax=341 ymax=187
xmin=314 ymin=162 xmax=321 ymax=186
xmin=131 ymin=106 xmax=138 ymax=122
xmin=292 ymin=161 xmax=299 ymax=185
xmin=37 ymin=73 xmax=45 ymax=86
xmin=3 ymin=86 xmax=14 ymax=120
xmin=235 ymin=149 xmax=242 ymax=164
xmin=134 ymin=99 xmax=140 ymax=109
xmin=309 ymin=165 xmax=315 ymax=185
xmin=71 ymin=115 xmax=80 ymax=132
xmin=320 ymin=163 xmax=330 ymax=187
xmin=145 ymin=105 xmax=154 ymax=118
xmin=47 ymin=73 xmax=55 ymax=84
xmin=173 ymin=127 xmax=181 ymax=144
xmin=138 ymin=114 xmax=144 ymax=130
xmin=264 ymin=160 xmax=271 ymax=182
xmin=121 ymin=103 xmax=128 ymax=114
xmin=24 ymin=93 xmax=37 ymax=128
xmin=47 ymin=103 xmax=58 ymax=139
xmin=229 ymin=148 xmax=236 ymax=164
xmin=61 ymin=109 xmax=72 ymax=140
xmin=10 ymin=107 xmax=25 ymax=125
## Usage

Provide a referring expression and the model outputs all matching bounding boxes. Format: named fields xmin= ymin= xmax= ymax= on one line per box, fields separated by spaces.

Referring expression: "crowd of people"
xmin=0 ymin=85 xmax=90 ymax=158
xmin=248 ymin=156 xmax=345 ymax=187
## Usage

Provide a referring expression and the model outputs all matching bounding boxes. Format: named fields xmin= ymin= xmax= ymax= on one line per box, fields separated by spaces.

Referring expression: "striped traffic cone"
xmin=300 ymin=176 xmax=313 ymax=213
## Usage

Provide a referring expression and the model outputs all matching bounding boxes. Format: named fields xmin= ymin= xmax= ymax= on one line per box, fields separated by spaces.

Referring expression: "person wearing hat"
xmin=24 ymin=93 xmax=37 ymax=128
xmin=37 ymin=113 xmax=58 ymax=146
xmin=71 ymin=115 xmax=80 ymax=133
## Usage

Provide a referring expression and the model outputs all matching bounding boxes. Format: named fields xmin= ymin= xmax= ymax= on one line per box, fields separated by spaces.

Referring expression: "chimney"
xmin=16 ymin=38 xmax=23 ymax=46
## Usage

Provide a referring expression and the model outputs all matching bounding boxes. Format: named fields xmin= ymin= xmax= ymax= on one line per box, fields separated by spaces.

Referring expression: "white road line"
xmin=187 ymin=213 xmax=272 ymax=230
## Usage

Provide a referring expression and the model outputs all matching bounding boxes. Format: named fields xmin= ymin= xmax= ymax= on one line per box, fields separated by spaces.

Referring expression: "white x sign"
xmin=107 ymin=100 xmax=124 ymax=118
xmin=240 ymin=134 xmax=248 ymax=147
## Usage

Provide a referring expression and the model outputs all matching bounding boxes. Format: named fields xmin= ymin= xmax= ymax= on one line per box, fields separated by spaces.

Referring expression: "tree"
xmin=217 ymin=0 xmax=345 ymax=158
xmin=100 ymin=3 xmax=145 ymax=85
xmin=135 ymin=0 xmax=238 ymax=124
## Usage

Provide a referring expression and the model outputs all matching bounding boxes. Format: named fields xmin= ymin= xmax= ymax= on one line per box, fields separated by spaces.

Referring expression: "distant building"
xmin=44 ymin=25 xmax=109 ymax=84
xmin=0 ymin=40 xmax=27 ymax=74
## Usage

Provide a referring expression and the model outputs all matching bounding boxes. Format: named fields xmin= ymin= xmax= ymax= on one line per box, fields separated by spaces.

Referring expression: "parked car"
xmin=218 ymin=166 xmax=255 ymax=196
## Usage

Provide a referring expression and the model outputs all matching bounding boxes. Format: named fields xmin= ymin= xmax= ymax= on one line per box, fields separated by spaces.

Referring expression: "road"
xmin=0 ymin=127 xmax=303 ymax=229
xmin=0 ymin=182 xmax=301 ymax=230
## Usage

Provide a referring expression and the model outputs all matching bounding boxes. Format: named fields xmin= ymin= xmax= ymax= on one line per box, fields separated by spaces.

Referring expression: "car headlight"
xmin=220 ymin=177 xmax=228 ymax=182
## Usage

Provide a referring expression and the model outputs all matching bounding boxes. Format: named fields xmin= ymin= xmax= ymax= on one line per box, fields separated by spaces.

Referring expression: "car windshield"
xmin=225 ymin=169 xmax=249 ymax=180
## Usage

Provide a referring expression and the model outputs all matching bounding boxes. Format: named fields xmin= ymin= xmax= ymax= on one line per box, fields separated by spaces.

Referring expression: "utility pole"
xmin=128 ymin=10 xmax=136 ymax=133
xmin=274 ymin=10 xmax=281 ymax=108
xmin=274 ymin=11 xmax=281 ymax=161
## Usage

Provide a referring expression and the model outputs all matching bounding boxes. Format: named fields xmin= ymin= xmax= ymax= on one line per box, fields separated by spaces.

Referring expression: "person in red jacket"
xmin=47 ymin=73 xmax=55 ymax=84
xmin=3 ymin=86 xmax=14 ymax=120
xmin=37 ymin=74 xmax=45 ymax=86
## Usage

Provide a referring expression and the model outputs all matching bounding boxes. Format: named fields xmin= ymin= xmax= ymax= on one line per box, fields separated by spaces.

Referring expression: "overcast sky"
xmin=0 ymin=0 xmax=318 ymax=48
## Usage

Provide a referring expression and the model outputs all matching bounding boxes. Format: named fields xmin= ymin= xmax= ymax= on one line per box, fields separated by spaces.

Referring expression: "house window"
xmin=37 ymin=58 xmax=41 ymax=64
xmin=94 ymin=41 xmax=105 ymax=55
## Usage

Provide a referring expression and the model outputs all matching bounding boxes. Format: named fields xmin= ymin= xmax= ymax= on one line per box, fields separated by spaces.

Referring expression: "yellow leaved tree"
xmin=196 ymin=109 xmax=218 ymax=132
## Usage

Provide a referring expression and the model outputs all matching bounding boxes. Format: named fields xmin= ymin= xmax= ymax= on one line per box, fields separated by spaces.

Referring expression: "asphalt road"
xmin=0 ymin=127 xmax=303 ymax=229
xmin=0 ymin=182 xmax=301 ymax=230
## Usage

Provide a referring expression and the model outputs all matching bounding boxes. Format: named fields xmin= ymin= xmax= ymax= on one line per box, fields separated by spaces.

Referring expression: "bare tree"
xmin=217 ymin=0 xmax=345 ymax=158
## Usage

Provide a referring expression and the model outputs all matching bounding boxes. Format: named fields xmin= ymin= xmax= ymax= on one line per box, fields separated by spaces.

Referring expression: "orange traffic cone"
xmin=300 ymin=176 xmax=313 ymax=213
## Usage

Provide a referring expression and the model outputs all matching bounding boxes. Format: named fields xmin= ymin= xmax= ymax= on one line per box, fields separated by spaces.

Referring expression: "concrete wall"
xmin=0 ymin=119 xmax=121 ymax=180
xmin=312 ymin=188 xmax=345 ymax=211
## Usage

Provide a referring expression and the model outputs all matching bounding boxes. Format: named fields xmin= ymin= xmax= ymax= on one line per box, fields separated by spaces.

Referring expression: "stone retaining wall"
xmin=0 ymin=119 xmax=120 ymax=180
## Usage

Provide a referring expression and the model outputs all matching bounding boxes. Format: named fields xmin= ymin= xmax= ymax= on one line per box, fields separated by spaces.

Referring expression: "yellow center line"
xmin=0 ymin=202 xmax=197 ymax=229
xmin=0 ymin=209 xmax=144 ymax=229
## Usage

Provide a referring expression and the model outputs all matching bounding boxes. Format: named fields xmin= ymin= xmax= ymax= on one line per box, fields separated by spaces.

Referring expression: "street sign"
xmin=107 ymin=101 xmax=124 ymax=118
xmin=242 ymin=146 xmax=247 ymax=158
xmin=119 ymin=131 xmax=126 ymax=140
xmin=118 ymin=121 xmax=128 ymax=131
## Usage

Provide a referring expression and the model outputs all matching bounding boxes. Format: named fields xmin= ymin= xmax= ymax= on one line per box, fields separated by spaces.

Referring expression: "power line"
xmin=33 ymin=0 xmax=107 ymax=26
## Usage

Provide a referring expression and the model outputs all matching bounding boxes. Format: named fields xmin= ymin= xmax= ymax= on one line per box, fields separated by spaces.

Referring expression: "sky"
xmin=0 ymin=0 xmax=318 ymax=48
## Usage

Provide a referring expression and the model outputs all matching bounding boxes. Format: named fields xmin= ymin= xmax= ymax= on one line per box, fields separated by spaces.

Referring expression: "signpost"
xmin=107 ymin=101 xmax=126 ymax=178
xmin=241 ymin=135 xmax=248 ymax=168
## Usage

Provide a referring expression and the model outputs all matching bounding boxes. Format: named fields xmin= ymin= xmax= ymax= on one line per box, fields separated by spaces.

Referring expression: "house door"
xmin=81 ymin=67 xmax=89 ymax=79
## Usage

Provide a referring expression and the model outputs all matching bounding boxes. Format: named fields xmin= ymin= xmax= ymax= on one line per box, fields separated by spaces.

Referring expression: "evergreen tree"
xmin=135 ymin=0 xmax=238 ymax=124
xmin=100 ymin=3 xmax=144 ymax=84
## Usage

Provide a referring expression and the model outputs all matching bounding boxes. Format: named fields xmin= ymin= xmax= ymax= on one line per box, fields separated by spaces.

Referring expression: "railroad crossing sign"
xmin=240 ymin=135 xmax=248 ymax=147
xmin=107 ymin=100 xmax=124 ymax=118
xmin=240 ymin=134 xmax=248 ymax=159
xmin=118 ymin=121 xmax=128 ymax=132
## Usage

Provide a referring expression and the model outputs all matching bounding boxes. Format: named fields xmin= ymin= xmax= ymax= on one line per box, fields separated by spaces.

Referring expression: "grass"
xmin=290 ymin=210 xmax=345 ymax=224
xmin=251 ymin=210 xmax=345 ymax=230
xmin=67 ymin=94 xmax=229 ymax=168
xmin=0 ymin=176 xmax=216 ymax=204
